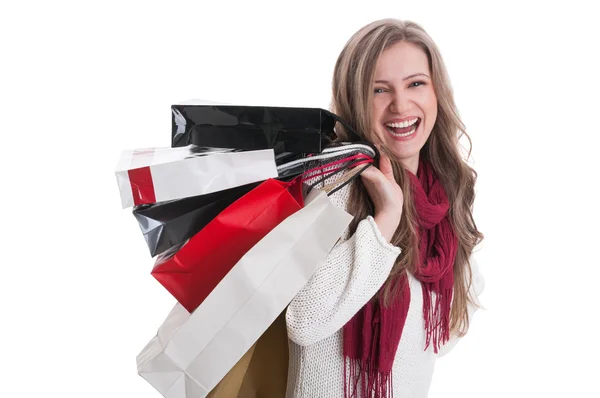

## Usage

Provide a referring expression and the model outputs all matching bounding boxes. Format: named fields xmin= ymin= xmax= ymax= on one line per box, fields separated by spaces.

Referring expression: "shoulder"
xmin=303 ymin=167 xmax=356 ymax=213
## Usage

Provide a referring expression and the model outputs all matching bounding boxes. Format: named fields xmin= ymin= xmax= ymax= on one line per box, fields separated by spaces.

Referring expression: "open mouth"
xmin=385 ymin=118 xmax=420 ymax=138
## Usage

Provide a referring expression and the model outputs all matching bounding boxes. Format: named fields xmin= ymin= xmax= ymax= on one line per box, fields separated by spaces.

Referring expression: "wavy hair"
xmin=331 ymin=18 xmax=484 ymax=336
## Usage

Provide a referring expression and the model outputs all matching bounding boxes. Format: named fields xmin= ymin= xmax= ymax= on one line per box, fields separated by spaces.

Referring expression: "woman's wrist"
xmin=373 ymin=211 xmax=401 ymax=242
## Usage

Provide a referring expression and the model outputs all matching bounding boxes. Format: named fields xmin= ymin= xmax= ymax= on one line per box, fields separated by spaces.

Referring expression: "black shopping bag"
xmin=132 ymin=182 xmax=260 ymax=257
xmin=171 ymin=104 xmax=338 ymax=154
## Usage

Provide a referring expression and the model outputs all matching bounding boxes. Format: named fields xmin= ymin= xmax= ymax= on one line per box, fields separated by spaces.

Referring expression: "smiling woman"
xmin=285 ymin=18 xmax=485 ymax=398
xmin=372 ymin=41 xmax=439 ymax=173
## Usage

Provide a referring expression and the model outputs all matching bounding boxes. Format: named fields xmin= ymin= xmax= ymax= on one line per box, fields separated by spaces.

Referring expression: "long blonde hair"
xmin=331 ymin=18 xmax=484 ymax=336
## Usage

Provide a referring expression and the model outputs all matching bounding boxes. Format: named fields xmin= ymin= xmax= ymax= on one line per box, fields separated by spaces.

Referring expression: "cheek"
xmin=372 ymin=98 xmax=386 ymax=119
xmin=424 ymin=93 xmax=438 ymax=119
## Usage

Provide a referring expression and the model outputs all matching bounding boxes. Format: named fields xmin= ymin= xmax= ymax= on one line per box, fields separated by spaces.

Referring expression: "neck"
xmin=401 ymin=154 xmax=419 ymax=174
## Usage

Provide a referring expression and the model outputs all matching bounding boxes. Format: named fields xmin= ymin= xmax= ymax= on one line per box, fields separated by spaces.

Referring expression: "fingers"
xmin=359 ymin=163 xmax=378 ymax=182
xmin=378 ymin=152 xmax=394 ymax=180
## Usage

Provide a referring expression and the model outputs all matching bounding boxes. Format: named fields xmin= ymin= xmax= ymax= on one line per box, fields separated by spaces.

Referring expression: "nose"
xmin=388 ymin=91 xmax=410 ymax=114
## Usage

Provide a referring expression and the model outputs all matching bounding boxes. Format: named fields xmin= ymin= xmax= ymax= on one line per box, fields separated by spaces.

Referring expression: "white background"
xmin=1 ymin=0 xmax=599 ymax=397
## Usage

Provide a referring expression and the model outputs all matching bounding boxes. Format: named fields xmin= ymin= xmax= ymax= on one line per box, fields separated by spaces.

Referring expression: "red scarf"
xmin=343 ymin=157 xmax=458 ymax=398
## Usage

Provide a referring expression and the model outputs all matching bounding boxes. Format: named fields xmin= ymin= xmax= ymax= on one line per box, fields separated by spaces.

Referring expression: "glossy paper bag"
xmin=151 ymin=177 xmax=304 ymax=313
xmin=115 ymin=145 xmax=277 ymax=208
xmin=136 ymin=188 xmax=353 ymax=398
xmin=171 ymin=104 xmax=337 ymax=154
xmin=132 ymin=182 xmax=260 ymax=257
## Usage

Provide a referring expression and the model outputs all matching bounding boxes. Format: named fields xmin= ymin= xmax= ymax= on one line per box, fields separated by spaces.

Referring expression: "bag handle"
xmin=299 ymin=153 xmax=371 ymax=181
xmin=276 ymin=144 xmax=376 ymax=174
xmin=300 ymin=155 xmax=374 ymax=197
xmin=323 ymin=163 xmax=372 ymax=196
xmin=298 ymin=155 xmax=372 ymax=193
xmin=323 ymin=110 xmax=362 ymax=141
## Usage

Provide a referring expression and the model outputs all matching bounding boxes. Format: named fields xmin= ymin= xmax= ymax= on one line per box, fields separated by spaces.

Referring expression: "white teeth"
xmin=385 ymin=118 xmax=419 ymax=128
xmin=387 ymin=123 xmax=417 ymax=137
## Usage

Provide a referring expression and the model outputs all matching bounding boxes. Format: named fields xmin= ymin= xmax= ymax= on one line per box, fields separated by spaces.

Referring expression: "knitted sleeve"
xmin=437 ymin=254 xmax=485 ymax=357
xmin=285 ymin=178 xmax=401 ymax=347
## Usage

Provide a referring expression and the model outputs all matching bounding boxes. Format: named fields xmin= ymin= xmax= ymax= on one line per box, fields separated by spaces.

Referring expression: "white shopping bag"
xmin=115 ymin=145 xmax=277 ymax=208
xmin=136 ymin=188 xmax=353 ymax=398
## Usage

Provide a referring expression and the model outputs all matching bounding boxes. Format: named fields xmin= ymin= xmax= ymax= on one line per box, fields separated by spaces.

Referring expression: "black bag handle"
xmin=326 ymin=163 xmax=372 ymax=197
xmin=323 ymin=110 xmax=362 ymax=142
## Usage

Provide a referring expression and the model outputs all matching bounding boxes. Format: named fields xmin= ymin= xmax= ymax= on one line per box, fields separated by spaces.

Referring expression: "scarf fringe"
xmin=345 ymin=357 xmax=394 ymax=398
xmin=423 ymin=286 xmax=453 ymax=353
xmin=343 ymin=158 xmax=457 ymax=398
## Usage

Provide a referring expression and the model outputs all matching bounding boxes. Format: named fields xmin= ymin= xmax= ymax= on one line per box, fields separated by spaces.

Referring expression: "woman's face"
xmin=371 ymin=41 xmax=438 ymax=173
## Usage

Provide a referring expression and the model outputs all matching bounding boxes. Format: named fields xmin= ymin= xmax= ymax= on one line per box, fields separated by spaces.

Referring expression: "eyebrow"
xmin=374 ymin=73 xmax=430 ymax=83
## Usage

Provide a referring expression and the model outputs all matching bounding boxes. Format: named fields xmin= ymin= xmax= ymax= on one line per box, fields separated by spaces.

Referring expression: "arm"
xmin=286 ymin=215 xmax=401 ymax=346
xmin=287 ymin=152 xmax=403 ymax=346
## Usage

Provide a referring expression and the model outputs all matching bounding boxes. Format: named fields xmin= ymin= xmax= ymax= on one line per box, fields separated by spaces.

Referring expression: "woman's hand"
xmin=360 ymin=152 xmax=404 ymax=242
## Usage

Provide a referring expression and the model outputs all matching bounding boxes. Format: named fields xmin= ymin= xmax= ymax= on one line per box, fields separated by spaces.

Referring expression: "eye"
xmin=410 ymin=81 xmax=426 ymax=88
xmin=374 ymin=88 xmax=387 ymax=94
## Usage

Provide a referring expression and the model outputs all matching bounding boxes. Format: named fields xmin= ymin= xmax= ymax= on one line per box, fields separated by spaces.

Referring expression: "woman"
xmin=285 ymin=18 xmax=485 ymax=398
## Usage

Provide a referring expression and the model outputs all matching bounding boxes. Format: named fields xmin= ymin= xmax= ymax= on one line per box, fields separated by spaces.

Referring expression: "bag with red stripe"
xmin=115 ymin=145 xmax=277 ymax=209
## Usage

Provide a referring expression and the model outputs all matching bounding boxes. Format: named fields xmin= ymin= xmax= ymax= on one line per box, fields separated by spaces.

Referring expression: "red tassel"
xmin=423 ymin=285 xmax=453 ymax=353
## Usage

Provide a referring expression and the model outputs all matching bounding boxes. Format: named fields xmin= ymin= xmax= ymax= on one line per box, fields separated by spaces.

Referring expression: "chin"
xmin=389 ymin=148 xmax=420 ymax=165
xmin=380 ymin=135 xmax=426 ymax=160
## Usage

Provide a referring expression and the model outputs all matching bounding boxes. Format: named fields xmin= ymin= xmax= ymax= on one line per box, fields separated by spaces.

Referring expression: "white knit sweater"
xmin=285 ymin=173 xmax=485 ymax=398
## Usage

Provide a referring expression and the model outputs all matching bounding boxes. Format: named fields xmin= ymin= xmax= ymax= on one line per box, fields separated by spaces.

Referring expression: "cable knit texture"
xmin=285 ymin=170 xmax=485 ymax=398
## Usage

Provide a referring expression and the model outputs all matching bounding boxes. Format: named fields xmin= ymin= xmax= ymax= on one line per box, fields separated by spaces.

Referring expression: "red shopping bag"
xmin=151 ymin=177 xmax=304 ymax=313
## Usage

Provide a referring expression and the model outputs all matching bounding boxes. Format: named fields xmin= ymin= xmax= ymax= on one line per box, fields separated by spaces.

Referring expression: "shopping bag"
xmin=136 ymin=188 xmax=353 ymax=398
xmin=115 ymin=145 xmax=277 ymax=208
xmin=151 ymin=177 xmax=304 ymax=313
xmin=170 ymin=104 xmax=338 ymax=154
xmin=132 ymin=182 xmax=260 ymax=257
xmin=205 ymin=311 xmax=288 ymax=398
